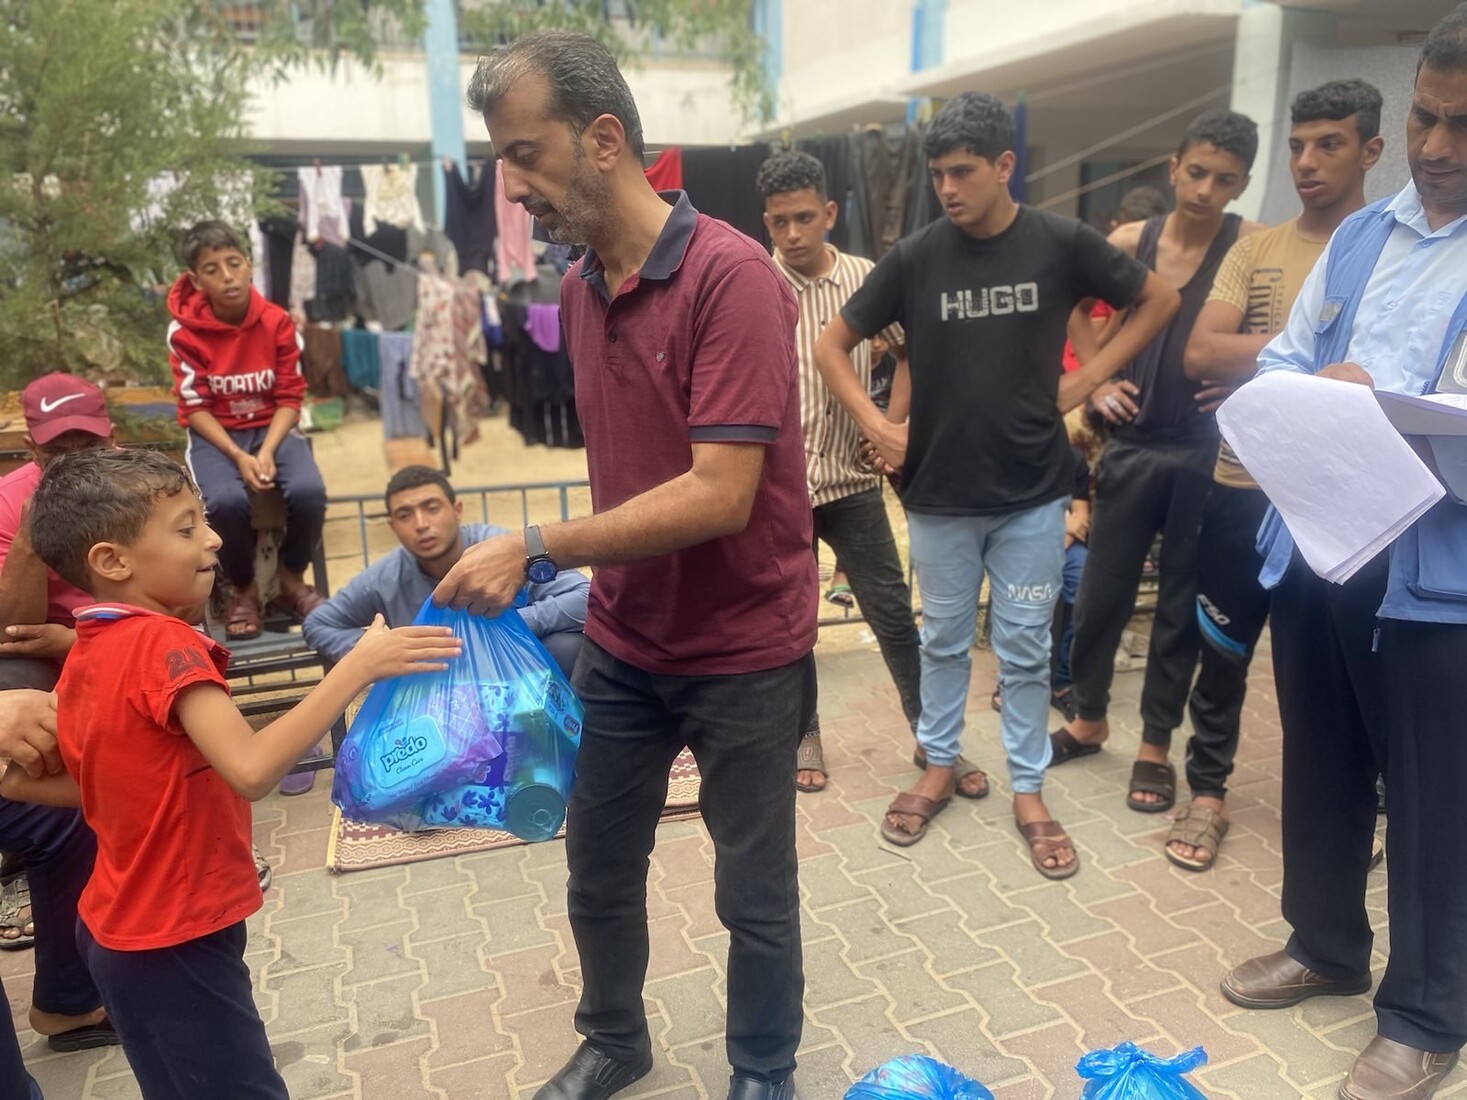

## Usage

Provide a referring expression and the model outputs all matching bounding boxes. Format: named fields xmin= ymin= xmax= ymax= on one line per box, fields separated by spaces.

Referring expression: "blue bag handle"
xmin=1077 ymin=1043 xmax=1208 ymax=1079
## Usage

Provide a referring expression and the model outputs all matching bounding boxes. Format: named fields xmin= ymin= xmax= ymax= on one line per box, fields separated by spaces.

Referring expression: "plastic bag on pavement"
xmin=845 ymin=1055 xmax=995 ymax=1100
xmin=331 ymin=598 xmax=582 ymax=841
xmin=1077 ymin=1042 xmax=1209 ymax=1099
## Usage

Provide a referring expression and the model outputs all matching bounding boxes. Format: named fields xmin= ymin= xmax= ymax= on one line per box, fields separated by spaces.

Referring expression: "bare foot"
xmin=29 ymin=1005 xmax=106 ymax=1037
xmin=885 ymin=765 xmax=956 ymax=840
xmin=1130 ymin=742 xmax=1171 ymax=806
xmin=1013 ymin=791 xmax=1077 ymax=873
xmin=1063 ymin=715 xmax=1110 ymax=749
xmin=1167 ymin=794 xmax=1228 ymax=866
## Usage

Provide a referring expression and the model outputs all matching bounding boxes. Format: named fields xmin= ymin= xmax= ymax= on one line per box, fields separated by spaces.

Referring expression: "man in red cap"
xmin=0 ymin=372 xmax=115 ymax=692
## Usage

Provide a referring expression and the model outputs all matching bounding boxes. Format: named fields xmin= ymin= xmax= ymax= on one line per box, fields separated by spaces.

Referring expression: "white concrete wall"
xmin=941 ymin=0 xmax=1239 ymax=62
xmin=771 ymin=0 xmax=914 ymax=124
xmin=244 ymin=50 xmax=746 ymax=151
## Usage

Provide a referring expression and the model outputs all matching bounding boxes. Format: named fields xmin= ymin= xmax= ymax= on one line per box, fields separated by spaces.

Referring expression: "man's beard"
xmin=529 ymin=158 xmax=609 ymax=246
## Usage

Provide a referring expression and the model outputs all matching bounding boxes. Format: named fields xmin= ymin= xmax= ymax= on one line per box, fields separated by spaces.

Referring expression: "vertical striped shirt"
xmin=772 ymin=245 xmax=903 ymax=507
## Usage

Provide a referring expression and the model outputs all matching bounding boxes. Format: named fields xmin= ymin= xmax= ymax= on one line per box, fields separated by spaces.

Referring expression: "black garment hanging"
xmin=258 ymin=215 xmax=298 ymax=310
xmin=680 ymin=145 xmax=772 ymax=245
xmin=310 ymin=243 xmax=356 ymax=323
xmin=852 ymin=126 xmax=921 ymax=262
xmin=443 ymin=160 xmax=497 ymax=276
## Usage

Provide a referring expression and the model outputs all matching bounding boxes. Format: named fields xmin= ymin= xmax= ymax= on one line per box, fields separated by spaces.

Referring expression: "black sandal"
xmin=1126 ymin=760 xmax=1176 ymax=814
xmin=1048 ymin=728 xmax=1103 ymax=767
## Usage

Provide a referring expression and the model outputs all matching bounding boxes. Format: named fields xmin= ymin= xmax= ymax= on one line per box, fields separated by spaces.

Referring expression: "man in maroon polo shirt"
xmin=436 ymin=32 xmax=817 ymax=1100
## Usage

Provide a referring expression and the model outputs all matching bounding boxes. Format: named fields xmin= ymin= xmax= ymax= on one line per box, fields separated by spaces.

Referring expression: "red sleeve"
xmin=168 ymin=325 xmax=213 ymax=422
xmin=686 ymin=257 xmax=799 ymax=443
xmin=272 ymin=311 xmax=306 ymax=410
xmin=135 ymin=621 xmax=230 ymax=735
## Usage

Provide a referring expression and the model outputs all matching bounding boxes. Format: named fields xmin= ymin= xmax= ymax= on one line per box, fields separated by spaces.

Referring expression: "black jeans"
xmin=809 ymin=487 xmax=921 ymax=733
xmin=1274 ymin=553 xmax=1467 ymax=1051
xmin=566 ymin=639 xmax=814 ymax=1081
xmin=79 ymin=920 xmax=287 ymax=1099
xmin=1069 ymin=435 xmax=1216 ymax=743
xmin=1185 ymin=483 xmax=1272 ymax=799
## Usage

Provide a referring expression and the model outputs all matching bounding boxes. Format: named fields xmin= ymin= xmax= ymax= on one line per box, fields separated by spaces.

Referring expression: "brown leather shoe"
xmin=1339 ymin=1037 xmax=1460 ymax=1100
xmin=1220 ymin=950 xmax=1371 ymax=1009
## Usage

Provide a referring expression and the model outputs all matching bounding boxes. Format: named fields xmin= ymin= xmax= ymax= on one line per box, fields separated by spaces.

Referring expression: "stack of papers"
xmin=1376 ymin=390 xmax=1467 ymax=436
xmin=1217 ymin=372 xmax=1444 ymax=583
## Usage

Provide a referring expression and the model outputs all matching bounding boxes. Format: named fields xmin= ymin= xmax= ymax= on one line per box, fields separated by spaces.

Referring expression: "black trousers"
xmin=1274 ymin=554 xmax=1467 ymax=1051
xmin=566 ymin=639 xmax=814 ymax=1081
xmin=1185 ymin=483 xmax=1272 ymax=798
xmin=1069 ymin=435 xmax=1216 ymax=743
xmin=808 ymin=486 xmax=922 ymax=734
xmin=79 ymin=920 xmax=287 ymax=1099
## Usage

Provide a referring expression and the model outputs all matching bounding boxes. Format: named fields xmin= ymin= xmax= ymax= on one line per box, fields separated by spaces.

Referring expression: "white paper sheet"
xmin=1216 ymin=372 xmax=1445 ymax=583
xmin=1376 ymin=390 xmax=1467 ymax=436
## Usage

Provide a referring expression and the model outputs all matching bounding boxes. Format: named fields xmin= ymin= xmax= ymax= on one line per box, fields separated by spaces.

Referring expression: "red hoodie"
xmin=166 ymin=275 xmax=306 ymax=430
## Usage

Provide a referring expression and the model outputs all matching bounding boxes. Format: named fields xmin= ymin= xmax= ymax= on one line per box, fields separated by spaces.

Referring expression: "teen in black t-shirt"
xmin=815 ymin=92 xmax=1179 ymax=879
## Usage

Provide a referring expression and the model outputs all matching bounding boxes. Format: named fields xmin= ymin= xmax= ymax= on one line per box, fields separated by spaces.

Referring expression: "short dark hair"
xmin=385 ymin=465 xmax=456 ymax=511
xmin=30 ymin=448 xmax=196 ymax=593
xmin=1116 ymin=185 xmax=1169 ymax=224
xmin=1421 ymin=3 xmax=1467 ymax=75
xmin=181 ymin=220 xmax=247 ymax=271
xmin=1177 ymin=110 xmax=1260 ymax=172
xmin=923 ymin=92 xmax=1015 ymax=163
xmin=1291 ymin=79 xmax=1383 ymax=142
xmin=466 ymin=31 xmax=645 ymax=159
xmin=756 ymin=151 xmax=827 ymax=203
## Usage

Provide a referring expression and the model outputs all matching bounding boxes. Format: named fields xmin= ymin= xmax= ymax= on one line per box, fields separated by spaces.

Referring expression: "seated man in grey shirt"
xmin=304 ymin=466 xmax=589 ymax=675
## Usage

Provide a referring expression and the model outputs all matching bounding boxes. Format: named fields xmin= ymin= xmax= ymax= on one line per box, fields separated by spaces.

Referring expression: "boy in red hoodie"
xmin=167 ymin=220 xmax=327 ymax=640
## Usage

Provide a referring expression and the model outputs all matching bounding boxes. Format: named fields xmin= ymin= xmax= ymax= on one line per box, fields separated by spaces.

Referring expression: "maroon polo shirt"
xmin=561 ymin=191 xmax=817 ymax=676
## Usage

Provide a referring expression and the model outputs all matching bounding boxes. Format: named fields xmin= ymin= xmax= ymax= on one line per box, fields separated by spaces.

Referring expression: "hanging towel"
xmin=494 ymin=161 xmax=537 ymax=287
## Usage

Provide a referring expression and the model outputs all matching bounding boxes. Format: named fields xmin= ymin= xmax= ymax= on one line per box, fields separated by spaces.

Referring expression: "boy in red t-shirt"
xmin=168 ymin=219 xmax=326 ymax=641
xmin=4 ymin=448 xmax=459 ymax=1099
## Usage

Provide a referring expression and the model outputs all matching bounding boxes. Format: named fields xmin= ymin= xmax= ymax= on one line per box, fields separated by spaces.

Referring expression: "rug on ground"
xmin=326 ymin=747 xmax=702 ymax=872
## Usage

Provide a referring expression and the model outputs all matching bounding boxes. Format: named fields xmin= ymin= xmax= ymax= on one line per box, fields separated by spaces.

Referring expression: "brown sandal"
xmin=1126 ymin=760 xmax=1176 ymax=814
xmin=1164 ymin=804 xmax=1230 ymax=871
xmin=795 ymin=735 xmax=827 ymax=793
xmin=269 ymin=584 xmax=326 ymax=621
xmin=1016 ymin=818 xmax=1080 ymax=880
xmin=880 ymin=792 xmax=951 ymax=847
xmin=911 ymin=751 xmax=990 ymax=800
xmin=225 ymin=592 xmax=262 ymax=640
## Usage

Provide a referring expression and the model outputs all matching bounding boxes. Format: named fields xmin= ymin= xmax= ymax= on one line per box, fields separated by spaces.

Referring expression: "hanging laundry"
xmin=289 ymin=232 xmax=316 ymax=318
xmin=525 ymin=302 xmax=561 ymax=355
xmin=409 ymin=225 xmax=459 ymax=280
xmin=362 ymin=163 xmax=426 ymax=236
xmin=301 ymin=325 xmax=349 ymax=397
xmin=340 ymin=327 xmax=381 ymax=391
xmin=311 ymin=243 xmax=356 ymax=323
xmin=494 ymin=160 xmax=537 ymax=287
xmin=258 ymin=215 xmax=297 ymax=310
xmin=297 ymin=165 xmax=348 ymax=245
xmin=410 ymin=273 xmax=489 ymax=449
xmin=644 ymin=147 xmax=683 ymax=192
xmin=248 ymin=222 xmax=269 ymax=299
xmin=442 ymin=159 xmax=497 ymax=276
xmin=852 ymin=125 xmax=920 ymax=261
xmin=378 ymin=331 xmax=427 ymax=440
xmin=680 ymin=146 xmax=770 ymax=244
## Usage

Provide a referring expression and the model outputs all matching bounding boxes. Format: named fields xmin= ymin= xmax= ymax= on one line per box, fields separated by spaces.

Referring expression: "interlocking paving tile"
xmin=17 ymin=635 xmax=1467 ymax=1098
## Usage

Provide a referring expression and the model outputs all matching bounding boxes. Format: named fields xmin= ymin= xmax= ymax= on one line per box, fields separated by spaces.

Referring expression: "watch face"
xmin=527 ymin=558 xmax=557 ymax=584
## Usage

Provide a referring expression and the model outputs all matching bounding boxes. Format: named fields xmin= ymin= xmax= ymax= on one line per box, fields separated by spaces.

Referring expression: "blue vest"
xmin=1255 ymin=197 xmax=1467 ymax=623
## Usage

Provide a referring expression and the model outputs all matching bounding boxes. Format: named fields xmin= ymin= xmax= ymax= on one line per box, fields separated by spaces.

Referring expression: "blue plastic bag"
xmin=1077 ymin=1043 xmax=1208 ymax=1099
xmin=845 ymin=1055 xmax=995 ymax=1100
xmin=331 ymin=599 xmax=583 ymax=841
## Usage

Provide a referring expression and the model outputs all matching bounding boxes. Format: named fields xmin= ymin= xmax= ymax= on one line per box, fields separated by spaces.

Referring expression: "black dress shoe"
xmin=534 ymin=1045 xmax=653 ymax=1100
xmin=727 ymin=1074 xmax=796 ymax=1100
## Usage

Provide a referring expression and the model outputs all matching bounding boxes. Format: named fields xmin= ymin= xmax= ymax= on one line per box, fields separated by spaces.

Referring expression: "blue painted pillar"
xmin=423 ymin=0 xmax=466 ymax=223
xmin=752 ymin=0 xmax=783 ymax=124
xmin=907 ymin=0 xmax=946 ymax=123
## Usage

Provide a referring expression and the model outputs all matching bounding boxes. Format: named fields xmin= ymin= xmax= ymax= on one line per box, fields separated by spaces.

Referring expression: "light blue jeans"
xmin=908 ymin=498 xmax=1067 ymax=794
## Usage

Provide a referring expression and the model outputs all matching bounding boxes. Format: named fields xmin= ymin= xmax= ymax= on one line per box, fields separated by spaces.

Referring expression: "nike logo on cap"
xmin=37 ymin=393 xmax=84 ymax=414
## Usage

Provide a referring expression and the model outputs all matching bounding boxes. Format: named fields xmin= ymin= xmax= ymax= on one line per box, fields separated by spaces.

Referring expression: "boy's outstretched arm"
xmin=175 ymin=616 xmax=460 ymax=800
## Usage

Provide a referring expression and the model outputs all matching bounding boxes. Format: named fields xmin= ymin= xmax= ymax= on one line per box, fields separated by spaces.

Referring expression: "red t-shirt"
xmin=57 ymin=605 xmax=259 ymax=950
xmin=1061 ymin=300 xmax=1115 ymax=373
xmin=561 ymin=192 xmax=818 ymax=675
xmin=0 ymin=462 xmax=90 ymax=625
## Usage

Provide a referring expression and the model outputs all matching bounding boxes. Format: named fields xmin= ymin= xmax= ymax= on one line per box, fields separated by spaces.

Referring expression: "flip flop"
xmin=1048 ymin=728 xmax=1103 ymax=767
xmin=911 ymin=751 xmax=990 ymax=799
xmin=1016 ymin=818 xmax=1080 ymax=880
xmin=1126 ymin=760 xmax=1176 ymax=814
xmin=880 ymin=792 xmax=951 ymax=847
xmin=795 ymin=734 xmax=827 ymax=793
xmin=47 ymin=1019 xmax=119 ymax=1053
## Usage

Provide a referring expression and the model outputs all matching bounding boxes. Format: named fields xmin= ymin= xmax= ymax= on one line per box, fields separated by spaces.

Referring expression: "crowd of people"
xmin=1 ymin=5 xmax=1467 ymax=1099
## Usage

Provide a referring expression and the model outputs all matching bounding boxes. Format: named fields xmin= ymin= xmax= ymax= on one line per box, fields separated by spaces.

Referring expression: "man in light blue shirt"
xmin=1221 ymin=9 xmax=1467 ymax=1098
xmin=304 ymin=466 xmax=589 ymax=675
